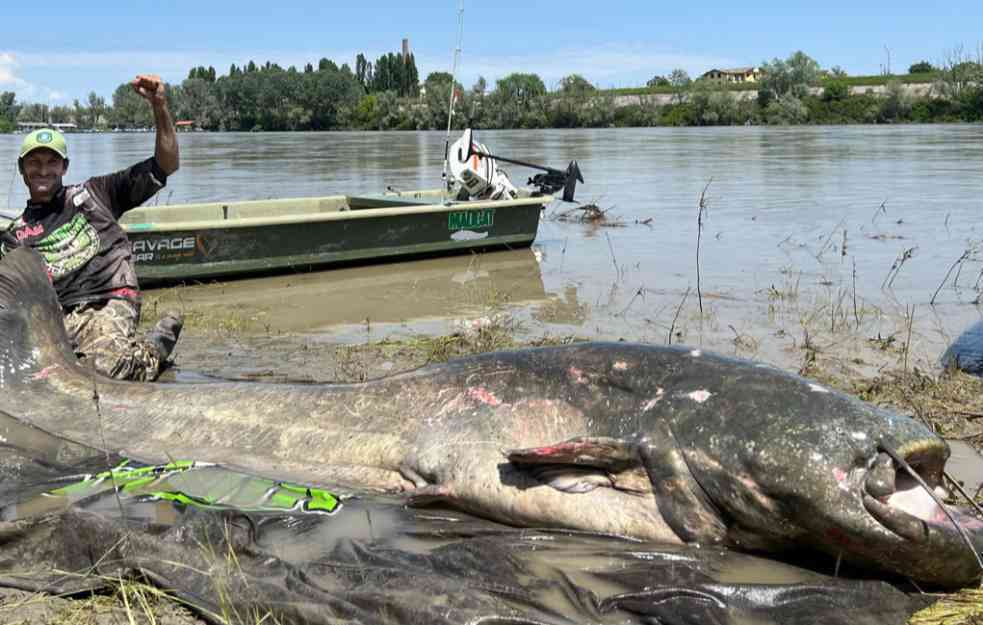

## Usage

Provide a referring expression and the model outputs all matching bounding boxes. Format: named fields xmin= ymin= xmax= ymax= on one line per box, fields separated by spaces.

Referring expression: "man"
xmin=2 ymin=74 xmax=182 ymax=381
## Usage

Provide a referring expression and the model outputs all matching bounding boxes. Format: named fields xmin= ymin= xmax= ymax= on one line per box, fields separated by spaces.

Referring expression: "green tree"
xmin=669 ymin=69 xmax=691 ymax=103
xmin=821 ymin=78 xmax=850 ymax=102
xmin=402 ymin=53 xmax=419 ymax=97
xmin=879 ymin=80 xmax=912 ymax=122
xmin=762 ymin=93 xmax=809 ymax=124
xmin=908 ymin=61 xmax=935 ymax=74
xmin=17 ymin=103 xmax=49 ymax=125
xmin=110 ymin=82 xmax=153 ymax=128
xmin=647 ymin=75 xmax=670 ymax=88
xmin=0 ymin=91 xmax=16 ymax=132
xmin=72 ymin=99 xmax=86 ymax=129
xmin=355 ymin=53 xmax=370 ymax=88
xmin=421 ymin=71 xmax=462 ymax=129
xmin=87 ymin=92 xmax=106 ymax=128
xmin=558 ymin=74 xmax=595 ymax=96
xmin=689 ymin=81 xmax=746 ymax=125
xmin=48 ymin=104 xmax=73 ymax=124
xmin=486 ymin=73 xmax=547 ymax=128
xmin=757 ymin=51 xmax=820 ymax=109
xmin=937 ymin=47 xmax=983 ymax=100
xmin=173 ymin=77 xmax=221 ymax=129
xmin=0 ymin=91 xmax=18 ymax=125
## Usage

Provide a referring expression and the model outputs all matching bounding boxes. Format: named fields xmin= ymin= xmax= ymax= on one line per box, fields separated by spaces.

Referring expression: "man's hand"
xmin=130 ymin=73 xmax=179 ymax=175
xmin=131 ymin=74 xmax=166 ymax=104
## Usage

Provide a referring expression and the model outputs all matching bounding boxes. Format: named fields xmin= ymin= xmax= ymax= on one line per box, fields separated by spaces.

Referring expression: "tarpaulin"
xmin=0 ymin=411 xmax=928 ymax=625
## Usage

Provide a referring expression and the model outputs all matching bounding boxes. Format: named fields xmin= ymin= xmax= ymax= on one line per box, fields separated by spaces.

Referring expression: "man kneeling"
xmin=1 ymin=74 xmax=182 ymax=381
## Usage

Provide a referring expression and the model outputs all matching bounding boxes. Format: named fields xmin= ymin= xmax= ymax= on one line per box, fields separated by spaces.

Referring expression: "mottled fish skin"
xmin=0 ymin=247 xmax=980 ymax=587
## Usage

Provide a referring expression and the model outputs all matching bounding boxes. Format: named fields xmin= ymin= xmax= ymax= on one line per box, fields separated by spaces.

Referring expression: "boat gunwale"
xmin=122 ymin=194 xmax=552 ymax=233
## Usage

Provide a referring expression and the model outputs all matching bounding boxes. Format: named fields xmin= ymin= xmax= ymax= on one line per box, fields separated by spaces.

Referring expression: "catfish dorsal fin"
xmin=0 ymin=248 xmax=80 ymax=386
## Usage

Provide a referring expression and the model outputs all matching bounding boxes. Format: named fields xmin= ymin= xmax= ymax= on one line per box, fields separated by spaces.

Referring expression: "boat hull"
xmin=120 ymin=190 xmax=548 ymax=285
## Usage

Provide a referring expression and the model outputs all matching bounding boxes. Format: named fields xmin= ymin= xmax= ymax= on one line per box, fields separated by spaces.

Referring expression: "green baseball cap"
xmin=19 ymin=128 xmax=68 ymax=160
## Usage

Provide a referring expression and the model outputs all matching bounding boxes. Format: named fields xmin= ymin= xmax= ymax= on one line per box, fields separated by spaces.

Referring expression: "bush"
xmin=612 ymin=104 xmax=659 ymax=127
xmin=878 ymin=81 xmax=912 ymax=122
xmin=659 ymin=103 xmax=695 ymax=126
xmin=960 ymin=86 xmax=983 ymax=121
xmin=762 ymin=94 xmax=809 ymax=124
xmin=822 ymin=79 xmax=850 ymax=102
xmin=908 ymin=98 xmax=960 ymax=123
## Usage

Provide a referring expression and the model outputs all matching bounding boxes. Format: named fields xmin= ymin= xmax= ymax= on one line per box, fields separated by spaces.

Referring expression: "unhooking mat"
xmin=0 ymin=410 xmax=930 ymax=625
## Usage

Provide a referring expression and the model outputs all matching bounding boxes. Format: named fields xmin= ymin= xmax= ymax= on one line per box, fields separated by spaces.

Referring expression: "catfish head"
xmin=508 ymin=346 xmax=983 ymax=588
xmin=659 ymin=355 xmax=983 ymax=588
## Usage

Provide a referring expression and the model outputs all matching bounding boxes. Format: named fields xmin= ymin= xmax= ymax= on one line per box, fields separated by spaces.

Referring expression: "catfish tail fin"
xmin=0 ymin=247 xmax=79 ymax=388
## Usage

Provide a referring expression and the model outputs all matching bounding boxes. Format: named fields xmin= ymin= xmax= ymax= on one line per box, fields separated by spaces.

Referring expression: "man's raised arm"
xmin=131 ymin=74 xmax=179 ymax=176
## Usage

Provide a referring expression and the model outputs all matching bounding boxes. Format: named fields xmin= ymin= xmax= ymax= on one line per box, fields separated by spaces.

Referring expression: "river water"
xmin=2 ymin=125 xmax=982 ymax=373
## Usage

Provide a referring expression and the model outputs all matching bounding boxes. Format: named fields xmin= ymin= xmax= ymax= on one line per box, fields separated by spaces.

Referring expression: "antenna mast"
xmin=441 ymin=0 xmax=465 ymax=200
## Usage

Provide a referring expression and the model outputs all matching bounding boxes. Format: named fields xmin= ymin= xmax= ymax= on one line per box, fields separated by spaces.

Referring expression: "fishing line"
xmin=878 ymin=440 xmax=983 ymax=573
xmin=944 ymin=469 xmax=983 ymax=520
xmin=440 ymin=0 xmax=466 ymax=202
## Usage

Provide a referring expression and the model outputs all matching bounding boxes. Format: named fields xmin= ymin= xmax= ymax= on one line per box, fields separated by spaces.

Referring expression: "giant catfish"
xmin=0 ymin=248 xmax=980 ymax=587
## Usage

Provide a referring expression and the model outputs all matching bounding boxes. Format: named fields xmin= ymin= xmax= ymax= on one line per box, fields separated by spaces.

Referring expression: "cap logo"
xmin=37 ymin=131 xmax=53 ymax=143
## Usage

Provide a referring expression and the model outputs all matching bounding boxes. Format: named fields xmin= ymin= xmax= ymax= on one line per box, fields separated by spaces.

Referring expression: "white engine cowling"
xmin=447 ymin=129 xmax=518 ymax=200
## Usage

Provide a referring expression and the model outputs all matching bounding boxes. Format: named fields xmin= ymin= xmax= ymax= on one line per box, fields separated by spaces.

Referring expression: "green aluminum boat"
xmin=117 ymin=188 xmax=549 ymax=285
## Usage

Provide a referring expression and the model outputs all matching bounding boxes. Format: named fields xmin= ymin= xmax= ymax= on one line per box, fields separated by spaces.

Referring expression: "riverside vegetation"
xmin=1 ymin=48 xmax=983 ymax=133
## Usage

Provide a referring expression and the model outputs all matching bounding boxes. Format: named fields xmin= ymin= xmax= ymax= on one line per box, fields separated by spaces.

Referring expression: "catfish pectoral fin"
xmin=406 ymin=484 xmax=454 ymax=507
xmin=638 ymin=433 xmax=728 ymax=545
xmin=506 ymin=436 xmax=638 ymax=470
xmin=398 ymin=464 xmax=431 ymax=489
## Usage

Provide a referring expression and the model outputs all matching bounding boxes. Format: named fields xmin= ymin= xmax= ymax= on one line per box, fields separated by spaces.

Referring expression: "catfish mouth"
xmin=861 ymin=440 xmax=964 ymax=542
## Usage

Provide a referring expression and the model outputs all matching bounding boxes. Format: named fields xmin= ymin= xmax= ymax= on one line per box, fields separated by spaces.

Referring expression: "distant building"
xmin=17 ymin=121 xmax=78 ymax=132
xmin=700 ymin=67 xmax=762 ymax=83
xmin=175 ymin=120 xmax=195 ymax=131
xmin=402 ymin=38 xmax=410 ymax=61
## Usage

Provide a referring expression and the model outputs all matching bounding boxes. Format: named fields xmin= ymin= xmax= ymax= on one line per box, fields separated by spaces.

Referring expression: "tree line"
xmin=2 ymin=48 xmax=982 ymax=133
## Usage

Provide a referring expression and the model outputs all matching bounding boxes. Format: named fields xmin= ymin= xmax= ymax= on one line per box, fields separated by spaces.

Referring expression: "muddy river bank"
xmin=2 ymin=126 xmax=983 ymax=623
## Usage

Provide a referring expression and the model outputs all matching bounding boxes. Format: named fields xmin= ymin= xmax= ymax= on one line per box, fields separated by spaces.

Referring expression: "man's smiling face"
xmin=20 ymin=148 xmax=68 ymax=203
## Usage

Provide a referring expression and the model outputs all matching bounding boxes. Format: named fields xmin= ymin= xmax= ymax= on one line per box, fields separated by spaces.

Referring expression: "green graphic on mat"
xmin=47 ymin=459 xmax=341 ymax=515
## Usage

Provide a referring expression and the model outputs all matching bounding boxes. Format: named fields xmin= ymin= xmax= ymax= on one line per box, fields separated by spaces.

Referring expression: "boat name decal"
xmin=132 ymin=236 xmax=197 ymax=263
xmin=448 ymin=209 xmax=494 ymax=231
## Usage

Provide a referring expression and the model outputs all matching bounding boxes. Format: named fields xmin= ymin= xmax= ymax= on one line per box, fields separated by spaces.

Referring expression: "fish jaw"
xmin=784 ymin=435 xmax=983 ymax=588
xmin=676 ymin=404 xmax=983 ymax=587
xmin=851 ymin=439 xmax=983 ymax=587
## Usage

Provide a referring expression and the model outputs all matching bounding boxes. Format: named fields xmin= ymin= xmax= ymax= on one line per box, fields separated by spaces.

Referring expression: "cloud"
xmin=0 ymin=51 xmax=55 ymax=101
xmin=0 ymin=52 xmax=27 ymax=87
xmin=4 ymin=43 xmax=736 ymax=104
xmin=415 ymin=43 xmax=738 ymax=89
xmin=5 ymin=48 xmax=363 ymax=102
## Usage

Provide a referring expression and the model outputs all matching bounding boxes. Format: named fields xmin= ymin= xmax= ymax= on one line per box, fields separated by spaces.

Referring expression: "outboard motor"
xmin=447 ymin=129 xmax=584 ymax=202
xmin=447 ymin=130 xmax=519 ymax=200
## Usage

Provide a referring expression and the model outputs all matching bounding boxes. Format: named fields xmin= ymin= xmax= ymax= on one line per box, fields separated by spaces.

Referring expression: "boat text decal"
xmin=448 ymin=209 xmax=494 ymax=231
xmin=132 ymin=236 xmax=197 ymax=262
